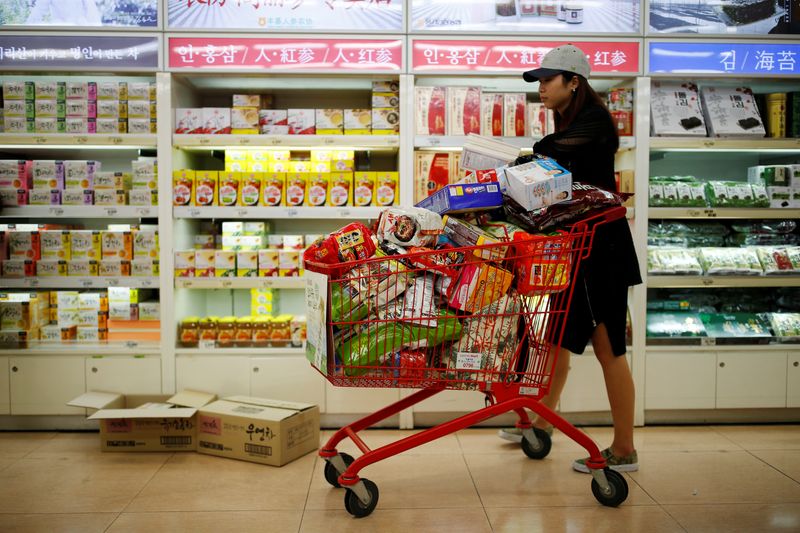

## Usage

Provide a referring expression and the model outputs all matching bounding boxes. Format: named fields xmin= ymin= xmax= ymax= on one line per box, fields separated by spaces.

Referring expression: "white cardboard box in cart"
xmin=67 ymin=389 xmax=217 ymax=452
xmin=196 ymin=396 xmax=320 ymax=466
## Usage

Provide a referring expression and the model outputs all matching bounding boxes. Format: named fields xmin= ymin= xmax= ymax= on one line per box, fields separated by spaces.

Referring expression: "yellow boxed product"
xmin=131 ymin=258 xmax=159 ymax=277
xmin=221 ymin=221 xmax=245 ymax=236
xmin=67 ymin=259 xmax=98 ymax=277
xmin=372 ymin=107 xmax=400 ymax=135
xmin=175 ymin=251 xmax=196 ymax=277
xmin=133 ymin=230 xmax=159 ymax=260
xmin=231 ymin=107 xmax=259 ymax=129
xmin=98 ymin=259 xmax=131 ymax=277
xmin=226 ymin=150 xmax=249 ymax=163
xmin=375 ymin=172 xmax=399 ymax=206
xmin=77 ymin=309 xmax=100 ymax=328
xmin=310 ymin=150 xmax=332 ymax=162
xmin=233 ymin=94 xmax=261 ymax=107
xmin=258 ymin=249 xmax=280 ymax=277
xmin=243 ymin=222 xmax=267 ymax=236
xmin=310 ymin=160 xmax=331 ymax=173
xmin=285 ymin=174 xmax=307 ymax=207
xmin=306 ymin=174 xmax=329 ymax=207
xmin=173 ymin=169 xmax=195 ymax=207
xmin=344 ymin=109 xmax=371 ymax=134
xmin=327 ymin=172 xmax=353 ymax=207
xmin=239 ymin=172 xmax=262 ymax=207
xmin=0 ymin=301 xmax=34 ymax=331
xmin=268 ymin=160 xmax=290 ymax=173
xmin=331 ymin=150 xmax=355 ymax=160
xmin=129 ymin=189 xmax=157 ymax=206
xmin=279 ymin=250 xmax=300 ymax=277
xmin=248 ymin=150 xmax=271 ymax=162
xmin=215 ymin=251 xmax=236 ymax=278
xmin=70 ymin=230 xmax=101 ymax=260
xmin=196 ymin=396 xmax=320 ymax=466
xmin=315 ymin=109 xmax=344 ymax=135
xmin=225 ymin=160 xmax=247 ymax=172
xmin=331 ymin=159 xmax=355 ymax=172
xmin=372 ymin=92 xmax=400 ymax=108
xmin=36 ymin=259 xmax=67 ymax=277
xmin=94 ymin=189 xmax=127 ymax=206
xmin=289 ymin=161 xmax=313 ymax=173
xmin=237 ymin=251 xmax=259 ymax=277
xmin=132 ymin=175 xmax=158 ymax=190
xmin=40 ymin=230 xmax=71 ymax=260
xmin=101 ymin=231 xmax=133 ymax=260
xmin=271 ymin=150 xmax=291 ymax=161
xmin=195 ymin=250 xmax=216 ymax=277
xmin=94 ymin=172 xmax=130 ymax=190
xmin=194 ymin=171 xmax=218 ymax=207
xmin=78 ymin=292 xmax=101 ymax=311
xmin=246 ymin=160 xmax=268 ymax=173
xmin=353 ymin=172 xmax=376 ymax=206
xmin=108 ymin=286 xmax=139 ymax=304
xmin=218 ymin=172 xmax=240 ymax=207
xmin=260 ymin=173 xmax=285 ymax=206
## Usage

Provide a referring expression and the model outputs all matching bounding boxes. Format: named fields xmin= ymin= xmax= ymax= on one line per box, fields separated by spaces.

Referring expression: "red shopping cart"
xmin=305 ymin=206 xmax=629 ymax=517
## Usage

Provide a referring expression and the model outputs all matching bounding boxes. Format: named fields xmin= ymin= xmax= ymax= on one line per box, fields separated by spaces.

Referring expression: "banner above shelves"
xmin=0 ymin=0 xmax=158 ymax=29
xmin=167 ymin=36 xmax=402 ymax=72
xmin=648 ymin=0 xmax=798 ymax=36
xmin=648 ymin=40 xmax=800 ymax=76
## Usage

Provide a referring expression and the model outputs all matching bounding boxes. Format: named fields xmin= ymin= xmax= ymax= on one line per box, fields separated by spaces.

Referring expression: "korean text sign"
xmin=649 ymin=42 xmax=800 ymax=75
xmin=0 ymin=0 xmax=157 ymax=28
xmin=0 ymin=35 xmax=159 ymax=71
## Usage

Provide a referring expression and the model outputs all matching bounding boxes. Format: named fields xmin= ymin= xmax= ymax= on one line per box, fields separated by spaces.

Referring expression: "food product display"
xmin=177 ymin=313 xmax=305 ymax=349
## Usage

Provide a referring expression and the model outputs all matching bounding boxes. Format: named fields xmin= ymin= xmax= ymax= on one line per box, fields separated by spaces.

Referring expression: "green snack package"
xmin=339 ymin=322 xmax=414 ymax=377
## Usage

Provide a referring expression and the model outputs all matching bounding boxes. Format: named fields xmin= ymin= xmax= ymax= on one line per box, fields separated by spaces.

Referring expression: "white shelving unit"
xmin=1 ymin=206 xmax=159 ymax=218
xmin=174 ymin=134 xmax=399 ymax=149
xmin=2 ymin=277 xmax=160 ymax=289
xmin=0 ymin=133 xmax=157 ymax=149
xmin=173 ymin=206 xmax=382 ymax=220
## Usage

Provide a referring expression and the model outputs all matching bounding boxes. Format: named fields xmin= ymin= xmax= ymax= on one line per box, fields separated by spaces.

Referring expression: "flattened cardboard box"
xmin=197 ymin=396 xmax=320 ymax=466
xmin=68 ymin=389 xmax=217 ymax=452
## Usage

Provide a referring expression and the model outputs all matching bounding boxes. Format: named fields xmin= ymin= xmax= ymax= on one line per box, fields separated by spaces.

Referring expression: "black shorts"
xmin=556 ymin=270 xmax=629 ymax=357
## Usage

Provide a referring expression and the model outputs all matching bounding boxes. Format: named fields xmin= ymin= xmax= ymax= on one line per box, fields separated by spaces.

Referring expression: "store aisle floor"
xmin=1 ymin=425 xmax=799 ymax=532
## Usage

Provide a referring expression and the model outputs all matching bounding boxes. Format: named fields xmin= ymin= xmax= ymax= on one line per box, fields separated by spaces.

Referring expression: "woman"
xmin=498 ymin=44 xmax=642 ymax=473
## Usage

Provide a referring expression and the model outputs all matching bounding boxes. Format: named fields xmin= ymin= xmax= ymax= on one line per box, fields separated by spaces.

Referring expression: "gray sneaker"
xmin=572 ymin=447 xmax=638 ymax=473
xmin=498 ymin=426 xmax=554 ymax=443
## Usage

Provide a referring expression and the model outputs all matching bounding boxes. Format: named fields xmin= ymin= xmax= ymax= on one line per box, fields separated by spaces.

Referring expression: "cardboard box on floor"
xmin=68 ymin=389 xmax=217 ymax=452
xmin=197 ymin=396 xmax=320 ymax=467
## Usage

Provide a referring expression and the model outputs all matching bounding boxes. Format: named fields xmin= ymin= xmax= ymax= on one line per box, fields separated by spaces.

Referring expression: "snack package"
xmin=338 ymin=322 xmax=413 ymax=377
xmin=755 ymin=246 xmax=800 ymax=275
xmin=445 ymin=262 xmax=513 ymax=313
xmin=376 ymin=207 xmax=443 ymax=249
xmin=511 ymin=231 xmax=572 ymax=294
xmin=441 ymin=216 xmax=505 ymax=261
xmin=648 ymin=248 xmax=703 ymax=275
xmin=390 ymin=350 xmax=428 ymax=386
xmin=303 ymin=223 xmax=377 ymax=276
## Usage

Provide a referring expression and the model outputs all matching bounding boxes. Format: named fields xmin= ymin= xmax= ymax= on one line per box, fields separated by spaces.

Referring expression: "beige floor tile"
xmin=712 ymin=425 xmax=800 ymax=450
xmin=664 ymin=503 xmax=800 ymax=533
xmin=0 ymin=457 xmax=19 ymax=472
xmin=319 ymin=429 xmax=459 ymax=456
xmin=300 ymin=507 xmax=493 ymax=533
xmin=630 ymin=450 xmax=800 ymax=505
xmin=306 ymin=453 xmax=480 ymax=510
xmin=0 ymin=454 xmax=170 ymax=513
xmin=0 ymin=432 xmax=56 ymax=457
xmin=24 ymin=432 xmax=105 ymax=458
xmin=107 ymin=511 xmax=302 ymax=533
xmin=456 ymin=427 xmax=590 ymax=455
xmin=751 ymin=450 xmax=800 ymax=483
xmin=486 ymin=505 xmax=685 ymax=533
xmin=125 ymin=452 xmax=317 ymax=512
xmin=586 ymin=425 xmax=743 ymax=453
xmin=465 ymin=452 xmax=654 ymax=508
xmin=0 ymin=512 xmax=117 ymax=533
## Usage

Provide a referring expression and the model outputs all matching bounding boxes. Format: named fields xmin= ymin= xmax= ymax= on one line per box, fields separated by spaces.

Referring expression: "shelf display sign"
xmin=412 ymin=40 xmax=640 ymax=75
xmin=410 ymin=0 xmax=640 ymax=34
xmin=649 ymin=0 xmax=798 ymax=35
xmin=0 ymin=35 xmax=160 ymax=71
xmin=168 ymin=37 xmax=402 ymax=72
xmin=0 ymin=0 xmax=157 ymax=28
xmin=649 ymin=41 xmax=800 ymax=76
xmin=167 ymin=0 xmax=402 ymax=32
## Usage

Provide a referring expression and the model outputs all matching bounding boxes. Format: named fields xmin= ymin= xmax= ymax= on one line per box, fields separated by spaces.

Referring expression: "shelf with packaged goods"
xmin=175 ymin=277 xmax=305 ymax=290
xmin=0 ymin=133 xmax=158 ymax=149
xmin=645 ymin=344 xmax=798 ymax=353
xmin=1 ymin=277 xmax=160 ymax=289
xmin=647 ymin=276 xmax=800 ymax=289
xmin=650 ymin=137 xmax=800 ymax=152
xmin=173 ymin=206 xmax=382 ymax=220
xmin=173 ymin=134 xmax=400 ymax=150
xmin=1 ymin=206 xmax=158 ymax=219
xmin=175 ymin=347 xmax=306 ymax=357
xmin=649 ymin=208 xmax=800 ymax=220
xmin=415 ymin=135 xmax=636 ymax=151
xmin=0 ymin=343 xmax=161 ymax=356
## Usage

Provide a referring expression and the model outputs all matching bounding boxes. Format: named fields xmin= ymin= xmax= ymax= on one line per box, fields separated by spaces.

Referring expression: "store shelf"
xmin=0 ymin=133 xmax=157 ymax=149
xmin=649 ymin=208 xmax=800 ymax=220
xmin=647 ymin=276 xmax=800 ymax=289
xmin=1 ymin=277 xmax=160 ymax=289
xmin=0 ymin=342 xmax=161 ymax=356
xmin=650 ymin=137 xmax=800 ymax=152
xmin=173 ymin=206 xmax=382 ymax=219
xmin=645 ymin=344 xmax=798 ymax=353
xmin=414 ymin=136 xmax=635 ymax=151
xmin=173 ymin=134 xmax=399 ymax=150
xmin=1 ymin=206 xmax=158 ymax=219
xmin=175 ymin=277 xmax=305 ymax=289
xmin=175 ymin=347 xmax=306 ymax=356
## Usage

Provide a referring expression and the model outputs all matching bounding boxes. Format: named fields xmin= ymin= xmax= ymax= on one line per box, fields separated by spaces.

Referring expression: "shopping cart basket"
xmin=304 ymin=206 xmax=629 ymax=517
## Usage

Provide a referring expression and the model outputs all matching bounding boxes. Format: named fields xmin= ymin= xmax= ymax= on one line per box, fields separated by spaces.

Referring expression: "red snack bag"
xmin=392 ymin=350 xmax=427 ymax=386
xmin=303 ymin=222 xmax=376 ymax=276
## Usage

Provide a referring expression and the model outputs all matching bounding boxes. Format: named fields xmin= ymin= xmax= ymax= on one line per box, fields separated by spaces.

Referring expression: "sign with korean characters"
xmin=649 ymin=0 xmax=798 ymax=35
xmin=649 ymin=42 xmax=800 ymax=76
xmin=411 ymin=40 xmax=640 ymax=75
xmin=167 ymin=0 xmax=402 ymax=32
xmin=411 ymin=0 xmax=640 ymax=34
xmin=0 ymin=35 xmax=160 ymax=71
xmin=0 ymin=0 xmax=157 ymax=28
xmin=168 ymin=37 xmax=402 ymax=72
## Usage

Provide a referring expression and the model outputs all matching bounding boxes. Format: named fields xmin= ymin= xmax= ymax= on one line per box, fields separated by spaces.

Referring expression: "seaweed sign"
xmin=649 ymin=0 xmax=798 ymax=35
xmin=649 ymin=41 xmax=800 ymax=75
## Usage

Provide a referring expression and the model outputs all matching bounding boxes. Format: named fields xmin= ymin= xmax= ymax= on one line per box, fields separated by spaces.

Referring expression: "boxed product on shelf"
xmin=503 ymin=93 xmax=527 ymax=137
xmin=344 ymin=109 xmax=372 ymax=135
xmin=3 ymin=116 xmax=34 ymax=134
xmin=650 ymin=81 xmax=707 ymax=137
xmin=99 ymin=259 xmax=131 ymax=277
xmin=172 ymin=170 xmax=194 ymax=206
xmin=261 ymin=174 xmax=285 ymax=206
xmin=70 ymin=230 xmax=101 ymax=260
xmin=258 ymin=249 xmax=280 ymax=277
xmin=279 ymin=249 xmax=301 ymax=276
xmin=286 ymin=174 xmax=307 ymax=206
xmin=327 ymin=173 xmax=353 ymax=207
xmin=481 ymin=93 xmax=504 ymax=137
xmin=527 ymin=102 xmax=550 ymax=138
xmin=231 ymin=107 xmax=259 ymax=133
xmin=2 ymin=259 xmax=34 ymax=278
xmin=175 ymin=108 xmax=203 ymax=134
xmin=101 ymin=231 xmax=133 ymax=260
xmin=447 ymin=87 xmax=481 ymax=136
xmin=175 ymin=251 xmax=195 ymax=277
xmin=217 ymin=172 xmax=239 ymax=206
xmin=372 ymin=108 xmax=400 ymax=135
xmin=34 ymin=117 xmax=67 ymax=134
xmin=129 ymin=189 xmax=157 ymax=206
xmin=238 ymin=173 xmax=261 ymax=206
xmin=306 ymin=174 xmax=329 ymax=206
xmin=232 ymin=94 xmax=261 ymax=107
xmin=3 ymin=81 xmax=34 ymax=100
xmin=202 ymin=108 xmax=232 ymax=134
xmin=40 ymin=230 xmax=70 ymax=260
xmin=236 ymin=251 xmax=259 ymax=277
xmin=0 ymin=160 xmax=30 ymax=189
xmin=94 ymin=189 xmax=126 ymax=206
xmin=215 ymin=251 xmax=236 ymax=277
xmin=415 ymin=86 xmax=446 ymax=136
xmin=94 ymin=171 xmax=130 ymax=190
xmin=37 ymin=259 xmax=67 ymax=276
xmin=4 ymin=99 xmax=35 ymax=119
xmin=646 ymin=312 xmax=707 ymax=338
xmin=700 ymin=86 xmax=766 ymax=137
xmin=96 ymin=118 xmax=127 ymax=134
xmin=316 ymin=109 xmax=344 ymax=135
xmin=354 ymin=172 xmax=376 ymax=206
xmin=28 ymin=189 xmax=61 ymax=205
xmin=371 ymin=93 xmax=400 ymax=108
xmin=194 ymin=171 xmax=218 ymax=207
xmin=128 ymin=82 xmax=155 ymax=101
xmin=748 ymin=165 xmax=790 ymax=187
xmin=34 ymin=81 xmax=66 ymax=101
xmin=287 ymin=109 xmax=315 ymax=135
xmin=375 ymin=172 xmax=399 ymax=207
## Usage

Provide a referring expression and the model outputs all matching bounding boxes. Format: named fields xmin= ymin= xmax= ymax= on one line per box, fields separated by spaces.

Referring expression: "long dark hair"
xmin=554 ymin=73 xmax=611 ymax=132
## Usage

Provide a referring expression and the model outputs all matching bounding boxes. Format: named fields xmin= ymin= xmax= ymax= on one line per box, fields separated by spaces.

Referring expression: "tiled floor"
xmin=1 ymin=425 xmax=800 ymax=532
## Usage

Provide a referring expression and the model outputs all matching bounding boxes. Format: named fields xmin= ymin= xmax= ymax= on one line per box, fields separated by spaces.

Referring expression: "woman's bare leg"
xmin=591 ymin=323 xmax=635 ymax=455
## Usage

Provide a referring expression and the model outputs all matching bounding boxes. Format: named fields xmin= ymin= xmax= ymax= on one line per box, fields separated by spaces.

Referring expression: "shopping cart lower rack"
xmin=304 ymin=206 xmax=629 ymax=517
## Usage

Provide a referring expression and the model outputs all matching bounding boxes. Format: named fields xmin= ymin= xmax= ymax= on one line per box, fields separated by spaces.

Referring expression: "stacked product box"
xmin=748 ymin=164 xmax=800 ymax=208
xmin=414 ymin=151 xmax=470 ymax=203
xmin=608 ymin=87 xmax=634 ymax=137
xmin=0 ymin=291 xmax=49 ymax=348
xmin=371 ymin=80 xmax=400 ymax=135
xmin=700 ymin=86 xmax=766 ymax=138
xmin=526 ymin=102 xmax=554 ymax=138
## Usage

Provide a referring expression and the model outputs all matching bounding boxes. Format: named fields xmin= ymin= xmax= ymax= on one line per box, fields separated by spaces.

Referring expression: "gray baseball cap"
xmin=522 ymin=44 xmax=591 ymax=82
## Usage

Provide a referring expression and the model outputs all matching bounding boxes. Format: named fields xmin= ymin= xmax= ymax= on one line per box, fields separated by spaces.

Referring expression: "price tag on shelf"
xmin=270 ymin=137 xmax=283 ymax=146
xmin=142 ymin=278 xmax=154 ymax=288
xmin=125 ymin=341 xmax=140 ymax=349
xmin=106 ymin=278 xmax=120 ymax=286
xmin=323 ymin=137 xmax=336 ymax=145
xmin=701 ymin=277 xmax=715 ymax=286
xmin=388 ymin=137 xmax=399 ymax=146
xmin=199 ymin=137 xmax=211 ymax=145
xmin=179 ymin=279 xmax=193 ymax=288
xmin=136 ymin=208 xmax=151 ymax=217
xmin=427 ymin=137 xmax=441 ymax=146
xmin=238 ymin=137 xmax=252 ymax=145
xmin=259 ymin=279 xmax=274 ymax=289
xmin=701 ymin=337 xmax=716 ymax=347
xmin=286 ymin=209 xmax=299 ymax=217
xmin=189 ymin=208 xmax=201 ymax=217
xmin=703 ymin=141 xmax=716 ymax=148
xmin=49 ymin=207 xmax=64 ymax=216
xmin=104 ymin=207 xmax=118 ymax=217
xmin=703 ymin=209 xmax=717 ymax=218
xmin=76 ymin=136 xmax=89 ymax=145
xmin=109 ymin=136 xmax=123 ymax=145
xmin=80 ymin=278 xmax=94 ymax=288
xmin=199 ymin=340 xmax=216 ymax=350
xmin=34 ymin=136 xmax=48 ymax=145
xmin=339 ymin=209 xmax=351 ymax=217
xmin=221 ymin=279 xmax=233 ymax=288
xmin=236 ymin=208 xmax=249 ymax=217
xmin=28 ymin=278 xmax=40 ymax=287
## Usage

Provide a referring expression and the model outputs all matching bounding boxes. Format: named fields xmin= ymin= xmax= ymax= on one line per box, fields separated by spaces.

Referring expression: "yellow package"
xmin=195 ymin=250 xmax=215 ymax=277
xmin=327 ymin=172 xmax=353 ymax=207
xmin=239 ymin=172 xmax=262 ymax=207
xmin=285 ymin=173 xmax=307 ymax=207
xmin=261 ymin=173 xmax=285 ymax=206
xmin=214 ymin=251 xmax=236 ymax=278
xmin=268 ymin=160 xmax=290 ymax=173
xmin=40 ymin=230 xmax=71 ymax=260
xmin=376 ymin=172 xmax=399 ymax=206
xmin=237 ymin=251 xmax=259 ymax=277
xmin=306 ymin=174 xmax=329 ymax=207
xmin=271 ymin=150 xmax=291 ymax=161
xmin=310 ymin=150 xmax=332 ymax=162
xmin=354 ymin=172 xmax=376 ymax=207
xmin=258 ymin=249 xmax=280 ymax=277
xmin=248 ymin=150 xmax=271 ymax=162
xmin=247 ymin=160 xmax=269 ymax=172
xmin=172 ymin=169 xmax=195 ymax=206
xmin=218 ymin=172 xmax=240 ymax=207
xmin=194 ymin=171 xmax=218 ymax=206
xmin=100 ymin=231 xmax=133 ymax=260
xmin=70 ymin=230 xmax=101 ymax=260
xmin=289 ymin=160 xmax=313 ymax=173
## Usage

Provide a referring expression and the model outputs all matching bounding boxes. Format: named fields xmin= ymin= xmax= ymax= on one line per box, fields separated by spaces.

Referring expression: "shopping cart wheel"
xmin=591 ymin=468 xmax=628 ymax=507
xmin=520 ymin=428 xmax=552 ymax=459
xmin=324 ymin=453 xmax=355 ymax=488
xmin=344 ymin=478 xmax=379 ymax=518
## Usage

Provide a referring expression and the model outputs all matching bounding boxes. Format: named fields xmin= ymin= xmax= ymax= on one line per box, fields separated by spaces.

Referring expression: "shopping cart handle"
xmin=571 ymin=206 xmax=628 ymax=260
